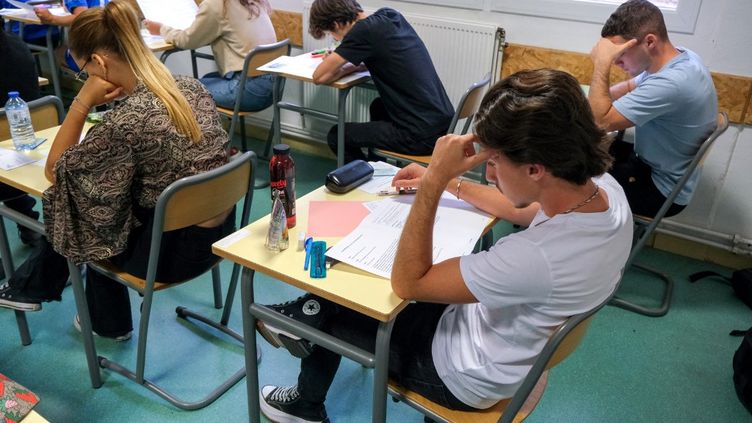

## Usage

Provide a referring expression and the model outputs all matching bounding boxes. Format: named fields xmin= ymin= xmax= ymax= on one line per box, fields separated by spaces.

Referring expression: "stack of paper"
xmin=136 ymin=0 xmax=197 ymax=30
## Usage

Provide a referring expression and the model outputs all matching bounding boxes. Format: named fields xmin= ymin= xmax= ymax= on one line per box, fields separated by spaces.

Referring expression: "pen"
xmin=377 ymin=187 xmax=418 ymax=196
xmin=311 ymin=49 xmax=327 ymax=55
xmin=303 ymin=237 xmax=313 ymax=271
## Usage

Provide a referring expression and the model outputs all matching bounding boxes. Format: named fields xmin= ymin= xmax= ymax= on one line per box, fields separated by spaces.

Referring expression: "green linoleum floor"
xmin=1 ymin=136 xmax=751 ymax=422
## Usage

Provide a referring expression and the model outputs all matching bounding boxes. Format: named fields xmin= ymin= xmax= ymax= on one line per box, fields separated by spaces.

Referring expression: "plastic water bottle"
xmin=5 ymin=92 xmax=36 ymax=151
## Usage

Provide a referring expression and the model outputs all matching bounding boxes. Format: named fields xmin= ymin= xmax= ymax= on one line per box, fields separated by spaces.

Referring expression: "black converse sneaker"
xmin=0 ymin=282 xmax=41 ymax=312
xmin=257 ymin=294 xmax=337 ymax=358
xmin=260 ymin=385 xmax=329 ymax=423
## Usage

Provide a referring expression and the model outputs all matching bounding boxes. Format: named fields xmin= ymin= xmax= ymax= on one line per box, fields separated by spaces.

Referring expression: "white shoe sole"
xmin=257 ymin=321 xmax=313 ymax=358
xmin=0 ymin=298 xmax=41 ymax=312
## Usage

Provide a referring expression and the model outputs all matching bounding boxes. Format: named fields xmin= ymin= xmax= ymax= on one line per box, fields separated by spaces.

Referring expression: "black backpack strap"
xmin=689 ymin=270 xmax=730 ymax=284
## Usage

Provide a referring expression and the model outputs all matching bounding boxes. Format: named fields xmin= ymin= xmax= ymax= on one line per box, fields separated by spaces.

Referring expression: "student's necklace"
xmin=534 ymin=184 xmax=600 ymax=227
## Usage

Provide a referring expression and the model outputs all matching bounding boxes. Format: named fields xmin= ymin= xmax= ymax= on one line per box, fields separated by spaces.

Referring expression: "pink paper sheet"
xmin=307 ymin=201 xmax=370 ymax=237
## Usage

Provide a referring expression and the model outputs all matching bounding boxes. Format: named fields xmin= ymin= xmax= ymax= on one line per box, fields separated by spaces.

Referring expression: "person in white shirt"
xmin=144 ymin=0 xmax=277 ymax=111
xmin=255 ymin=68 xmax=633 ymax=423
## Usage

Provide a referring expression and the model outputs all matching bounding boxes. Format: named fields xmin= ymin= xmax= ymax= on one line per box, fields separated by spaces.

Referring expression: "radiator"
xmin=301 ymin=3 xmax=504 ymax=135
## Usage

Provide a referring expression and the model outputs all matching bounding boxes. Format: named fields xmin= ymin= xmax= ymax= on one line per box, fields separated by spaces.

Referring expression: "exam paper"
xmin=6 ymin=0 xmax=68 ymax=16
xmin=136 ymin=0 xmax=197 ymax=30
xmin=0 ymin=149 xmax=40 ymax=171
xmin=326 ymin=195 xmax=491 ymax=278
xmin=357 ymin=161 xmax=400 ymax=194
xmin=258 ymin=54 xmax=370 ymax=83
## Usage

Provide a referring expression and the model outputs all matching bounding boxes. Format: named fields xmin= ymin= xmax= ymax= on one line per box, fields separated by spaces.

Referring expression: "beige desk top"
xmin=0 ymin=123 xmax=94 ymax=197
xmin=213 ymin=186 xmax=410 ymax=322
xmin=261 ymin=57 xmax=371 ymax=90
xmin=0 ymin=126 xmax=56 ymax=197
xmin=0 ymin=10 xmax=43 ymax=25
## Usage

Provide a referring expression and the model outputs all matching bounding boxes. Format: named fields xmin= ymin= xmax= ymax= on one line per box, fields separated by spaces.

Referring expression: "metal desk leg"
xmin=44 ymin=27 xmax=62 ymax=100
xmin=267 ymin=76 xmax=284 ymax=159
xmin=372 ymin=319 xmax=396 ymax=423
xmin=0 ymin=217 xmax=31 ymax=346
xmin=242 ymin=267 xmax=261 ymax=423
xmin=68 ymin=261 xmax=102 ymax=388
xmin=336 ymin=87 xmax=353 ymax=168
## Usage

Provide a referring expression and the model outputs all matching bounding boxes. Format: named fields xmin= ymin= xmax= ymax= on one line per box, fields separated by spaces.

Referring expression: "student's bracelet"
xmin=455 ymin=178 xmax=464 ymax=200
xmin=73 ymin=96 xmax=92 ymax=111
xmin=69 ymin=103 xmax=89 ymax=116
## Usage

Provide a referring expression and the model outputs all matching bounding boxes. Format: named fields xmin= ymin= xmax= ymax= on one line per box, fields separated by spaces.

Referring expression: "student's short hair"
xmin=308 ymin=0 xmax=363 ymax=39
xmin=601 ymin=0 xmax=669 ymax=41
xmin=473 ymin=69 xmax=611 ymax=186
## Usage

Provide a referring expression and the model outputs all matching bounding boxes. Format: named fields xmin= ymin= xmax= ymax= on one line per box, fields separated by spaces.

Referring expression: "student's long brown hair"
xmin=225 ymin=0 xmax=272 ymax=19
xmin=69 ymin=1 xmax=201 ymax=142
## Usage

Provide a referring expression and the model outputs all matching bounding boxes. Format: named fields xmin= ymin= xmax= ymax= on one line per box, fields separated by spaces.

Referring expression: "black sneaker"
xmin=260 ymin=385 xmax=329 ymax=423
xmin=257 ymin=294 xmax=336 ymax=358
xmin=0 ymin=282 xmax=41 ymax=312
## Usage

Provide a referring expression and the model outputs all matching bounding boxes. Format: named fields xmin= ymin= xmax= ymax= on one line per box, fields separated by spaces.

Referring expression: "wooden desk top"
xmin=0 ymin=10 xmax=42 ymax=25
xmin=213 ymin=186 xmax=410 ymax=322
xmin=37 ymin=76 xmax=49 ymax=86
xmin=0 ymin=126 xmax=57 ymax=197
xmin=274 ymin=71 xmax=371 ymax=90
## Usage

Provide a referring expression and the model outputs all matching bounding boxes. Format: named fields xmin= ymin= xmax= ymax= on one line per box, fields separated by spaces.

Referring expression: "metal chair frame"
xmin=610 ymin=112 xmax=730 ymax=317
xmin=71 ymin=151 xmax=257 ymax=409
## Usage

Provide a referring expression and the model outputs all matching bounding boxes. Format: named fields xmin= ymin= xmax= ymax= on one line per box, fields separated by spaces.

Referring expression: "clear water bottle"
xmin=5 ymin=92 xmax=36 ymax=151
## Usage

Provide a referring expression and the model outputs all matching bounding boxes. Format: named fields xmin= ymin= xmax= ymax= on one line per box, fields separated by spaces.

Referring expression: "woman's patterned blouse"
xmin=43 ymin=77 xmax=229 ymax=264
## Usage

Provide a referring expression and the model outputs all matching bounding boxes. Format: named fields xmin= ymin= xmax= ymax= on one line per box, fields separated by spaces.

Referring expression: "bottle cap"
xmin=273 ymin=144 xmax=290 ymax=155
xmin=8 ymin=91 xmax=19 ymax=98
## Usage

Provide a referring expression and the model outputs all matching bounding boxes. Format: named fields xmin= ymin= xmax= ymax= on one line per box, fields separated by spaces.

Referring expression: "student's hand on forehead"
xmin=425 ymin=133 xmax=492 ymax=184
xmin=590 ymin=37 xmax=638 ymax=66
xmin=78 ymin=75 xmax=124 ymax=108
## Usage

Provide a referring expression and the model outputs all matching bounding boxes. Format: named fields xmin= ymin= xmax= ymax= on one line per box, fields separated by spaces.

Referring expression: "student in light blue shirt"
xmin=588 ymin=0 xmax=717 ymax=218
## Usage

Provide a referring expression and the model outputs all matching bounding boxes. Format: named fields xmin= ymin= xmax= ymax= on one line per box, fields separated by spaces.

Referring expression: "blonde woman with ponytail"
xmin=0 ymin=1 xmax=235 ymax=341
xmin=144 ymin=0 xmax=277 ymax=111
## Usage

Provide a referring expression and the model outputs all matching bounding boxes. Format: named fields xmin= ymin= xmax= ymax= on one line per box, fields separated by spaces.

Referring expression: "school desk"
xmin=212 ymin=185 xmax=496 ymax=423
xmin=0 ymin=125 xmax=102 ymax=389
xmin=259 ymin=55 xmax=371 ymax=167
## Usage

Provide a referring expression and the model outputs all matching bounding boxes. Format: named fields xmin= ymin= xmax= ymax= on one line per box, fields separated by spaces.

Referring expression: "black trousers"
xmin=297 ymin=300 xmax=476 ymax=411
xmin=327 ymin=98 xmax=446 ymax=164
xmin=0 ymin=183 xmax=37 ymax=222
xmin=9 ymin=208 xmax=236 ymax=337
xmin=609 ymin=140 xmax=685 ymax=218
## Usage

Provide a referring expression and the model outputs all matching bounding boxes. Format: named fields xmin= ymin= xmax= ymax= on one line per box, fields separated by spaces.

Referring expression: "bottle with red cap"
xmin=269 ymin=144 xmax=296 ymax=228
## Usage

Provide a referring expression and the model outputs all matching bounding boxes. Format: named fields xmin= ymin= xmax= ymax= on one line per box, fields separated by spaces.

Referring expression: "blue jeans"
xmin=200 ymin=72 xmax=275 ymax=112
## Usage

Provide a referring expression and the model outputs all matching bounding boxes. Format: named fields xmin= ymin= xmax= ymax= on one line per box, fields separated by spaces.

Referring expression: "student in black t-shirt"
xmin=309 ymin=0 xmax=453 ymax=163
xmin=0 ymin=19 xmax=44 ymax=245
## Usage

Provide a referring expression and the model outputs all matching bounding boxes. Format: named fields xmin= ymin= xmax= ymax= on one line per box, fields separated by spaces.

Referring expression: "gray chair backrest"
xmin=629 ymin=112 xmax=730 ymax=264
xmin=0 ymin=95 xmax=64 ymax=140
xmin=143 ymin=151 xmax=256 ymax=285
xmin=499 ymin=277 xmax=620 ymax=423
xmin=448 ymin=72 xmax=492 ymax=135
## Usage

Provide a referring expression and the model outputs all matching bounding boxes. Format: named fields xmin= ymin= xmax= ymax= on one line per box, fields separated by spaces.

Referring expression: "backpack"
xmin=690 ymin=268 xmax=752 ymax=414
xmin=689 ymin=268 xmax=752 ymax=310
xmin=732 ymin=326 xmax=752 ymax=414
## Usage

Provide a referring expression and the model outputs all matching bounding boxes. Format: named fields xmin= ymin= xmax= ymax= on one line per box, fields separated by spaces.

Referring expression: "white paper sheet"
xmin=0 ymin=149 xmax=39 ymax=171
xmin=136 ymin=0 xmax=198 ymax=30
xmin=258 ymin=53 xmax=370 ymax=83
xmin=326 ymin=195 xmax=492 ymax=278
xmin=5 ymin=0 xmax=67 ymax=16
xmin=357 ymin=161 xmax=401 ymax=194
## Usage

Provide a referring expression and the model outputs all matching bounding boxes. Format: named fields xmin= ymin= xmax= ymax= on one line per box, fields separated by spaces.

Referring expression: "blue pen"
xmin=303 ymin=237 xmax=313 ymax=271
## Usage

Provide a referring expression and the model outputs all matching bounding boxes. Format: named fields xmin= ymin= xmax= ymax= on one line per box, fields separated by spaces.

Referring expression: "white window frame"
xmin=489 ymin=0 xmax=702 ymax=34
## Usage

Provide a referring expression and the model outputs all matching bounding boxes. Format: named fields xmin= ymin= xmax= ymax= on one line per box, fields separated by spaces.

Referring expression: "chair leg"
xmin=609 ymin=263 xmax=674 ymax=317
xmin=212 ymin=265 xmax=223 ymax=309
xmin=240 ymin=115 xmax=247 ymax=152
